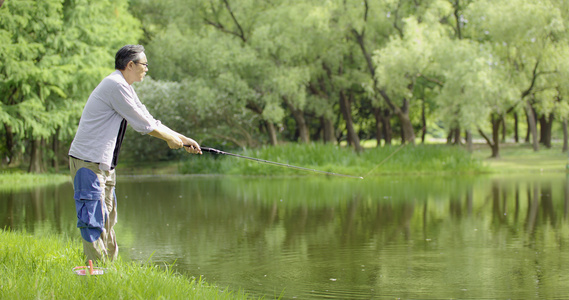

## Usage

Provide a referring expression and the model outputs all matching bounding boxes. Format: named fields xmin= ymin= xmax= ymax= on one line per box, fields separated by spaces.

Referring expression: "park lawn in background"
xmin=471 ymin=142 xmax=568 ymax=173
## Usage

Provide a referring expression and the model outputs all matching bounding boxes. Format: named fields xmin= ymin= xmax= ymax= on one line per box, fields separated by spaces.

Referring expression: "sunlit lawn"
xmin=471 ymin=142 xmax=568 ymax=173
xmin=338 ymin=139 xmax=568 ymax=174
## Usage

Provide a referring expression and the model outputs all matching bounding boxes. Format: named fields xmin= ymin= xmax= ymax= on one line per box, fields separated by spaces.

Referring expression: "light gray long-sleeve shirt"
xmin=69 ymin=70 xmax=160 ymax=170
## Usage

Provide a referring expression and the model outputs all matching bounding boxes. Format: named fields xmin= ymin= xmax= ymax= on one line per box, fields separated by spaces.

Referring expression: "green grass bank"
xmin=177 ymin=142 xmax=568 ymax=177
xmin=178 ymin=143 xmax=488 ymax=177
xmin=0 ymin=172 xmax=70 ymax=192
xmin=2 ymin=143 xmax=566 ymax=181
xmin=0 ymin=230 xmax=253 ymax=300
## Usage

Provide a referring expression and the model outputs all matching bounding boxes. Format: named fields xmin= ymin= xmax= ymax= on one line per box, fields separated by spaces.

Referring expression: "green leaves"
xmin=4 ymin=0 xmax=567 ymax=168
xmin=0 ymin=0 xmax=142 ymax=169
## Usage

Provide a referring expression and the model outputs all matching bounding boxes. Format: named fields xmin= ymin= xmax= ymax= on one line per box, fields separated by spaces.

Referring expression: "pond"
xmin=2 ymin=174 xmax=569 ymax=299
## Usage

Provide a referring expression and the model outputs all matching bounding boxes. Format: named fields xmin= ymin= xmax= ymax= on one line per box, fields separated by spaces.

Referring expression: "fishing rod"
xmin=187 ymin=145 xmax=363 ymax=179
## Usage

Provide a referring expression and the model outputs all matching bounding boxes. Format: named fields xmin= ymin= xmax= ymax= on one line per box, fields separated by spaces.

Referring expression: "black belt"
xmin=69 ymin=155 xmax=97 ymax=164
xmin=69 ymin=155 xmax=115 ymax=170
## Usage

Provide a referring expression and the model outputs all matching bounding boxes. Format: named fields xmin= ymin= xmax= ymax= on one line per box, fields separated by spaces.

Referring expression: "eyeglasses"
xmin=134 ymin=62 xmax=149 ymax=68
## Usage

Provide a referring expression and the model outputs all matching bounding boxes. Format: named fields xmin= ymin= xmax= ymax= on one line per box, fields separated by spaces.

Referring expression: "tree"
xmin=124 ymin=0 xmax=569 ymax=160
xmin=336 ymin=0 xmax=397 ymax=147
xmin=465 ymin=0 xmax=569 ymax=153
xmin=373 ymin=15 xmax=448 ymax=145
xmin=0 ymin=0 xmax=142 ymax=172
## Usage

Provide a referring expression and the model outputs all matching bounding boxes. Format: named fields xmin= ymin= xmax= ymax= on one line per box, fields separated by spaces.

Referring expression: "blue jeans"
xmin=69 ymin=157 xmax=118 ymax=262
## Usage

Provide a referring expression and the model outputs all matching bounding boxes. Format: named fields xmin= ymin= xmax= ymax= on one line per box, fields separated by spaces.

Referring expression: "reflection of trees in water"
xmin=251 ymin=177 xmax=569 ymax=252
xmin=1 ymin=190 xmax=46 ymax=231
xmin=4 ymin=177 xmax=567 ymax=245
xmin=486 ymin=179 xmax=558 ymax=237
xmin=2 ymin=192 xmax=14 ymax=229
xmin=0 ymin=184 xmax=70 ymax=234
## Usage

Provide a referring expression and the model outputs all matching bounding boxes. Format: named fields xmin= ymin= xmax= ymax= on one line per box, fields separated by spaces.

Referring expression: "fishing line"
xmin=187 ymin=146 xmax=363 ymax=179
xmin=361 ymin=142 xmax=408 ymax=178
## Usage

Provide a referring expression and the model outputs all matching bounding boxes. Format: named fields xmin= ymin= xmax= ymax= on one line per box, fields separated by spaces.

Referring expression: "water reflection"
xmin=2 ymin=175 xmax=569 ymax=299
xmin=1 ymin=182 xmax=75 ymax=235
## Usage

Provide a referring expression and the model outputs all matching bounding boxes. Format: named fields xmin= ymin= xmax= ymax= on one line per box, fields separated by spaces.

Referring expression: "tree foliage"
xmin=0 ymin=0 xmax=142 ymax=171
xmin=3 ymin=0 xmax=569 ymax=171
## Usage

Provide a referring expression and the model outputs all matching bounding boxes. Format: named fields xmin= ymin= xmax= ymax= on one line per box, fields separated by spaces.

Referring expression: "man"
xmin=68 ymin=44 xmax=201 ymax=262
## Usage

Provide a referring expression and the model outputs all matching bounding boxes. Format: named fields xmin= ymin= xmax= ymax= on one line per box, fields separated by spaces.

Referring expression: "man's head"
xmin=115 ymin=45 xmax=145 ymax=70
xmin=115 ymin=45 xmax=148 ymax=85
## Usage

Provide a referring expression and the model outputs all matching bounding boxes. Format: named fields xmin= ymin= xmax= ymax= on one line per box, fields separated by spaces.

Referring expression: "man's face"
xmin=132 ymin=52 xmax=148 ymax=82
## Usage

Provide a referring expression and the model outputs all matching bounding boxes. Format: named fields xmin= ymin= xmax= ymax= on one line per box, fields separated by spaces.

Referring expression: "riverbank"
xmin=0 ymin=172 xmax=70 ymax=192
xmin=119 ymin=142 xmax=568 ymax=176
xmin=1 ymin=143 xmax=566 ymax=181
xmin=0 ymin=230 xmax=253 ymax=299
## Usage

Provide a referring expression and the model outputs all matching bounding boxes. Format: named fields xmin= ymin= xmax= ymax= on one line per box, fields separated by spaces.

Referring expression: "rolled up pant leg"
xmin=69 ymin=157 xmax=118 ymax=262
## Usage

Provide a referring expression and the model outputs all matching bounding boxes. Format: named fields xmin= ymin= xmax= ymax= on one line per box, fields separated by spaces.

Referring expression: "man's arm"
xmin=148 ymin=124 xmax=202 ymax=154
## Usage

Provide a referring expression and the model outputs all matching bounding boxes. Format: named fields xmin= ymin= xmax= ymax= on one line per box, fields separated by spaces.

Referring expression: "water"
xmin=2 ymin=174 xmax=569 ymax=299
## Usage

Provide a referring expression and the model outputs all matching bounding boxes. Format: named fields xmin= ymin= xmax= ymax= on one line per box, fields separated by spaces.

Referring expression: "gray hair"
xmin=115 ymin=45 xmax=145 ymax=70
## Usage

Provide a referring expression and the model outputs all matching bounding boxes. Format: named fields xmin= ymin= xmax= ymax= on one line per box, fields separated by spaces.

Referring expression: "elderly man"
xmin=68 ymin=45 xmax=201 ymax=262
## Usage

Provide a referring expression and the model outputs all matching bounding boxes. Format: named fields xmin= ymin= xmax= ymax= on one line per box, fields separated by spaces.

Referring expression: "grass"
xmin=471 ymin=142 xmax=569 ymax=173
xmin=177 ymin=142 xmax=569 ymax=177
xmin=0 ymin=230 xmax=253 ymax=300
xmin=0 ymin=172 xmax=70 ymax=192
xmin=1 ymin=142 xmax=566 ymax=187
xmin=180 ymin=143 xmax=489 ymax=177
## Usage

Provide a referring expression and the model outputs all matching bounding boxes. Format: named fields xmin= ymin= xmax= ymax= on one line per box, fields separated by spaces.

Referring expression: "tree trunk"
xmin=525 ymin=110 xmax=531 ymax=143
xmin=382 ymin=110 xmax=393 ymax=145
xmin=245 ymin=102 xmax=278 ymax=146
xmin=421 ymin=99 xmax=427 ymax=143
xmin=562 ymin=119 xmax=568 ymax=153
xmin=52 ymin=128 xmax=60 ymax=172
xmin=454 ymin=127 xmax=461 ymax=145
xmin=525 ymin=100 xmax=539 ymax=151
xmin=465 ymin=130 xmax=473 ymax=152
xmin=524 ymin=110 xmax=533 ymax=143
xmin=28 ymin=138 xmax=45 ymax=173
xmin=266 ymin=122 xmax=278 ymax=146
xmin=397 ymin=99 xmax=415 ymax=144
xmin=539 ymin=116 xmax=545 ymax=144
xmin=339 ymin=90 xmax=363 ymax=152
xmin=373 ymin=107 xmax=393 ymax=146
xmin=372 ymin=107 xmax=383 ymax=147
xmin=321 ymin=117 xmax=335 ymax=144
xmin=378 ymin=91 xmax=414 ymax=144
xmin=491 ymin=116 xmax=501 ymax=158
xmin=501 ymin=116 xmax=507 ymax=143
xmin=447 ymin=127 xmax=460 ymax=145
xmin=477 ymin=114 xmax=502 ymax=158
xmin=372 ymin=102 xmax=392 ymax=145
xmin=4 ymin=123 xmax=14 ymax=166
xmin=539 ymin=113 xmax=553 ymax=148
xmin=513 ymin=112 xmax=519 ymax=143
xmin=283 ymin=97 xmax=309 ymax=143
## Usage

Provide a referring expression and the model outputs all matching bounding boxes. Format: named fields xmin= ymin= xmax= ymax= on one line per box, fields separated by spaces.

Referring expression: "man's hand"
xmin=182 ymin=137 xmax=202 ymax=154
xmin=166 ymin=135 xmax=184 ymax=149
xmin=148 ymin=124 xmax=201 ymax=154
